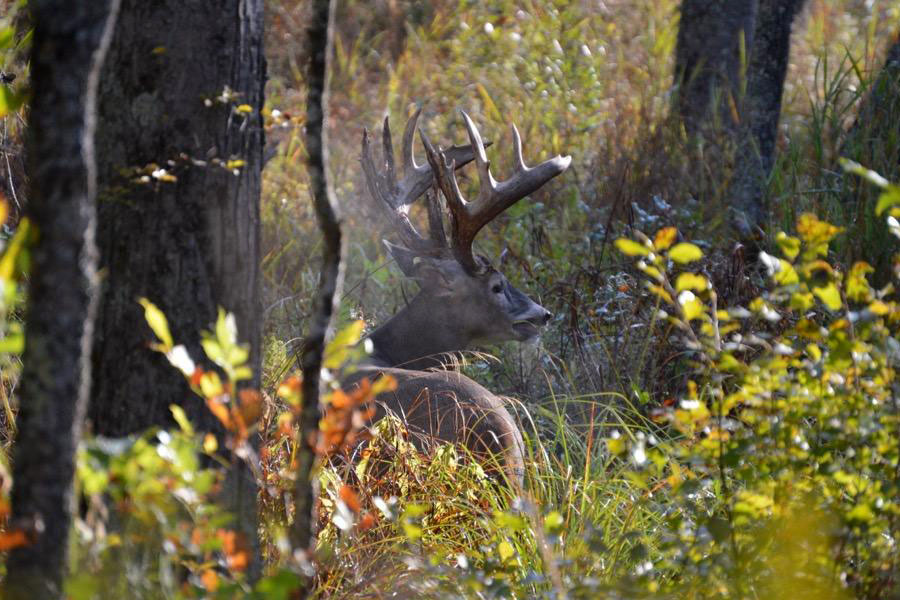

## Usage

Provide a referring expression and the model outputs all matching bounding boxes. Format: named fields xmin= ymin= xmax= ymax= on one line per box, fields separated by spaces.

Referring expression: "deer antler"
xmin=361 ymin=108 xmax=486 ymax=253
xmin=421 ymin=110 xmax=571 ymax=273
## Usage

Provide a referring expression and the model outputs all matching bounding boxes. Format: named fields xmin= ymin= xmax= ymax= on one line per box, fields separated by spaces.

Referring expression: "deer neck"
xmin=367 ymin=293 xmax=469 ymax=371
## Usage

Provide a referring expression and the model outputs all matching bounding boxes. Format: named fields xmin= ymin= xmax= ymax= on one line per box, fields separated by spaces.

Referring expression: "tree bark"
xmin=673 ymin=0 xmax=758 ymax=136
xmin=290 ymin=0 xmax=342 ymax=576
xmin=90 ymin=0 xmax=265 ymax=578
xmin=728 ymin=0 xmax=807 ymax=237
xmin=3 ymin=1 xmax=119 ymax=598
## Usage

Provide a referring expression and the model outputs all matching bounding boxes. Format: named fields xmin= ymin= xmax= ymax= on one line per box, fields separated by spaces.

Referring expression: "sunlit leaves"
xmin=614 ymin=237 xmax=649 ymax=257
xmin=675 ymin=272 xmax=708 ymax=292
xmin=812 ymin=282 xmax=842 ymax=311
xmin=323 ymin=319 xmax=366 ymax=369
xmin=796 ymin=213 xmax=843 ymax=260
xmin=667 ymin=242 xmax=703 ymax=264
xmin=654 ymin=226 xmax=677 ymax=250
xmin=775 ymin=231 xmax=800 ymax=261
xmin=139 ymin=297 xmax=173 ymax=351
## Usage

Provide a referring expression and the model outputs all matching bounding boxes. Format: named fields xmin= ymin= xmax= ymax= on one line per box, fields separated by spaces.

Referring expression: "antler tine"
xmin=425 ymin=188 xmax=448 ymax=248
xmin=381 ymin=116 xmax=397 ymax=191
xmin=460 ymin=111 xmax=497 ymax=201
xmin=361 ymin=126 xmax=429 ymax=250
xmin=424 ymin=111 xmax=573 ymax=273
xmin=361 ymin=110 xmax=499 ymax=258
xmin=401 ymin=106 xmax=423 ymax=175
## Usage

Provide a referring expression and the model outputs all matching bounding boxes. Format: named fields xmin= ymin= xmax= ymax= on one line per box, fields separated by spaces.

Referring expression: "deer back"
xmin=344 ymin=366 xmax=525 ymax=485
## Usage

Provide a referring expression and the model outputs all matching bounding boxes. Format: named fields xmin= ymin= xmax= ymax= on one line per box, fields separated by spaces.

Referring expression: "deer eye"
xmin=491 ymin=283 xmax=503 ymax=294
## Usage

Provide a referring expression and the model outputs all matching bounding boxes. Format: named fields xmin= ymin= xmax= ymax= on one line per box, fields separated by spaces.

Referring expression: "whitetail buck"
xmin=346 ymin=108 xmax=570 ymax=485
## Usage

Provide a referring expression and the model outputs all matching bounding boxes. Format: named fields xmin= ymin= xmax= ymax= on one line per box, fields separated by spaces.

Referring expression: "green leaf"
xmin=169 ymin=404 xmax=194 ymax=436
xmin=614 ymin=237 xmax=650 ymax=257
xmin=668 ymin=242 xmax=703 ymax=264
xmin=0 ymin=332 xmax=23 ymax=354
xmin=138 ymin=298 xmax=173 ymax=350
xmin=544 ymin=510 xmax=565 ymax=534
xmin=874 ymin=186 xmax=900 ymax=216
xmin=0 ymin=27 xmax=13 ymax=51
xmin=255 ymin=570 xmax=303 ymax=600
xmin=323 ymin=320 xmax=365 ymax=369
xmin=215 ymin=308 xmax=238 ymax=348
xmin=839 ymin=158 xmax=889 ymax=188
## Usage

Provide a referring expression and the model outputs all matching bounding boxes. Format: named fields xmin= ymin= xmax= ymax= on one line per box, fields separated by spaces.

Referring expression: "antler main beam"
xmin=361 ymin=108 xmax=488 ymax=252
xmin=421 ymin=110 xmax=571 ymax=273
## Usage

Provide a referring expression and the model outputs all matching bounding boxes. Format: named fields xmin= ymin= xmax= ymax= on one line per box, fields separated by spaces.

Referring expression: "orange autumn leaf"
xmin=206 ymin=397 xmax=232 ymax=429
xmin=0 ymin=529 xmax=29 ymax=551
xmin=238 ymin=388 xmax=263 ymax=425
xmin=217 ymin=529 xmax=250 ymax=571
xmin=189 ymin=366 xmax=205 ymax=389
xmin=201 ymin=569 xmax=219 ymax=591
xmin=358 ymin=512 xmax=377 ymax=531
xmin=339 ymin=484 xmax=361 ymax=513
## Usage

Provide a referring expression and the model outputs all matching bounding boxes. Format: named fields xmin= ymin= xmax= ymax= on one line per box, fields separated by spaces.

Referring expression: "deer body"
xmin=346 ymin=109 xmax=570 ymax=486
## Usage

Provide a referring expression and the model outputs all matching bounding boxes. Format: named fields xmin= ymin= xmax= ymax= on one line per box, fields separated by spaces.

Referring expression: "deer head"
xmin=361 ymin=108 xmax=571 ymax=367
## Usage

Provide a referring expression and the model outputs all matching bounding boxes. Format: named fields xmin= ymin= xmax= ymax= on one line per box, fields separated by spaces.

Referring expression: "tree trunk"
xmin=728 ymin=0 xmax=807 ymax=237
xmin=290 ymin=0 xmax=342 ymax=581
xmin=673 ymin=0 xmax=758 ymax=136
xmin=2 ymin=1 xmax=119 ymax=598
xmin=90 ymin=0 xmax=265 ymax=578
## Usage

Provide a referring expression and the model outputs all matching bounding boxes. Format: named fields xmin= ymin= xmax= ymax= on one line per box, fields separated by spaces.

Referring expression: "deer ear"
xmin=410 ymin=257 xmax=463 ymax=297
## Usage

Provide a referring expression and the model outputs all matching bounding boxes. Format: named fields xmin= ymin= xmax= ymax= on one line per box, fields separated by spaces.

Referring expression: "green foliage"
xmin=608 ymin=172 xmax=900 ymax=597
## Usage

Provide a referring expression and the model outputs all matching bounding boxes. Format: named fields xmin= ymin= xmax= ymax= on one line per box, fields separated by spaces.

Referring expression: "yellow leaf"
xmin=614 ymin=237 xmax=650 ymax=257
xmin=775 ymin=232 xmax=800 ymax=261
xmin=138 ymin=298 xmax=173 ymax=350
xmin=668 ymin=242 xmax=703 ymax=264
xmin=846 ymin=262 xmax=874 ymax=303
xmin=868 ymin=300 xmax=890 ymax=315
xmin=203 ymin=433 xmax=218 ymax=453
xmin=812 ymin=283 xmax=842 ymax=311
xmin=773 ymin=259 xmax=799 ymax=285
xmin=681 ymin=298 xmax=705 ymax=321
xmin=497 ymin=540 xmax=516 ymax=563
xmin=475 ymin=83 xmax=502 ymax=124
xmin=235 ymin=104 xmax=253 ymax=114
xmin=675 ymin=272 xmax=708 ymax=292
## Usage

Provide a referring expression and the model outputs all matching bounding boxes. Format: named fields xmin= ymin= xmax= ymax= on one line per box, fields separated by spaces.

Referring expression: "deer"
xmin=344 ymin=108 xmax=571 ymax=486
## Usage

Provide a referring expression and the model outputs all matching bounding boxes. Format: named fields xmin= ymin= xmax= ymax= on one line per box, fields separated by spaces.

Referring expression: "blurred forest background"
xmin=2 ymin=0 xmax=900 ymax=598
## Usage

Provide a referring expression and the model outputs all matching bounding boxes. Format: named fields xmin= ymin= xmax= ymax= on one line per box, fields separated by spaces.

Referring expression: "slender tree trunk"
xmin=673 ymin=0 xmax=758 ymax=136
xmin=90 ymin=0 xmax=265 ymax=578
xmin=2 ymin=1 xmax=119 ymax=598
xmin=728 ymin=0 xmax=807 ymax=237
xmin=290 ymin=0 xmax=342 ymax=584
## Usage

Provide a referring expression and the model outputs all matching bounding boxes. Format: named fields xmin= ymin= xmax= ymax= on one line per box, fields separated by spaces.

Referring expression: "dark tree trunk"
xmin=728 ymin=0 xmax=807 ymax=237
xmin=90 ymin=0 xmax=265 ymax=577
xmin=673 ymin=0 xmax=758 ymax=136
xmin=291 ymin=0 xmax=342 ymax=578
xmin=2 ymin=1 xmax=119 ymax=598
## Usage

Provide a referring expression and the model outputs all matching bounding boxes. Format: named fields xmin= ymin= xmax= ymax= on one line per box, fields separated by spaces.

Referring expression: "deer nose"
xmin=541 ymin=309 xmax=552 ymax=325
